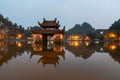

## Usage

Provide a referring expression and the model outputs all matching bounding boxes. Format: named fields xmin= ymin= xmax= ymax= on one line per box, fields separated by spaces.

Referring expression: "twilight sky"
xmin=0 ymin=0 xmax=120 ymax=30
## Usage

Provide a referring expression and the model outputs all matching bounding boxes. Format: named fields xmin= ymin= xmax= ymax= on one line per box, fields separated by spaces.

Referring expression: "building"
xmin=67 ymin=35 xmax=83 ymax=41
xmin=104 ymin=30 xmax=118 ymax=41
xmin=0 ymin=25 xmax=8 ymax=39
xmin=31 ymin=18 xmax=65 ymax=43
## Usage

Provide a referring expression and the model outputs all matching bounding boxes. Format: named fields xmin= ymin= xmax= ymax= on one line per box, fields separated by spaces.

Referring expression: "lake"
xmin=0 ymin=41 xmax=120 ymax=80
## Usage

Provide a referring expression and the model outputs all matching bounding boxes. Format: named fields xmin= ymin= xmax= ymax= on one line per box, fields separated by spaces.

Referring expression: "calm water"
xmin=0 ymin=41 xmax=120 ymax=80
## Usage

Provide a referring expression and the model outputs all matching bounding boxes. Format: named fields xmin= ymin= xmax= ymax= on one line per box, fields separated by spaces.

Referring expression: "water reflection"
xmin=65 ymin=41 xmax=95 ymax=59
xmin=0 ymin=41 xmax=32 ymax=68
xmin=103 ymin=42 xmax=120 ymax=63
xmin=66 ymin=41 xmax=120 ymax=63
xmin=0 ymin=41 xmax=120 ymax=68
xmin=31 ymin=41 xmax=65 ymax=67
xmin=67 ymin=41 xmax=83 ymax=47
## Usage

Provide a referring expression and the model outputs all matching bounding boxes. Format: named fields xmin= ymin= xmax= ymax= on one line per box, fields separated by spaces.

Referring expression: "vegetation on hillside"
xmin=0 ymin=14 xmax=32 ymax=39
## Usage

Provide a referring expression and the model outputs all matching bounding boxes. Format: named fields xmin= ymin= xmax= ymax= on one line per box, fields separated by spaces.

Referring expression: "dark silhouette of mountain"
xmin=65 ymin=22 xmax=95 ymax=38
xmin=109 ymin=19 xmax=120 ymax=31
xmin=31 ymin=26 xmax=41 ymax=30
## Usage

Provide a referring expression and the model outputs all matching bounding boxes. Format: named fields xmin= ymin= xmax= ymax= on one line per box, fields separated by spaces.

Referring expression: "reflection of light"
xmin=27 ymin=41 xmax=32 ymax=44
xmin=119 ymin=37 xmax=120 ymax=41
xmin=109 ymin=44 xmax=117 ymax=50
xmin=0 ymin=42 xmax=4 ymax=48
xmin=53 ymin=46 xmax=63 ymax=52
xmin=32 ymin=43 xmax=42 ymax=51
xmin=17 ymin=42 xmax=22 ymax=47
xmin=74 ymin=42 xmax=79 ymax=47
xmin=68 ymin=41 xmax=81 ymax=47
xmin=0 ymin=34 xmax=4 ymax=39
xmin=84 ymin=41 xmax=90 ymax=46
xmin=47 ymin=41 xmax=54 ymax=49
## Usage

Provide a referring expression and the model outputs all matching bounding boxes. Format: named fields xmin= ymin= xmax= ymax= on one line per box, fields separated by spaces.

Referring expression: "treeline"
xmin=0 ymin=14 xmax=31 ymax=39
xmin=108 ymin=19 xmax=120 ymax=36
xmin=109 ymin=19 xmax=120 ymax=31
xmin=0 ymin=14 xmax=23 ymax=30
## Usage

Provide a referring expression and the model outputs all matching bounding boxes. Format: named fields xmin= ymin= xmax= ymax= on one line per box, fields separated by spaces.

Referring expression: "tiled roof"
xmin=31 ymin=29 xmax=64 ymax=34
xmin=38 ymin=18 xmax=60 ymax=28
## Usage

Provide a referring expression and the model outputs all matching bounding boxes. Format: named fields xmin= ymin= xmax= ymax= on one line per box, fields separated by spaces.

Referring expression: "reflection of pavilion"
xmin=31 ymin=42 xmax=65 ymax=67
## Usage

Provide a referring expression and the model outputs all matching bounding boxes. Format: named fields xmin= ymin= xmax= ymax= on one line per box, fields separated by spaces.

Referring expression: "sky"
xmin=0 ymin=0 xmax=120 ymax=30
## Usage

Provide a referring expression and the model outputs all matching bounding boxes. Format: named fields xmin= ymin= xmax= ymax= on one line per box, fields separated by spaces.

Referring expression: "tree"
xmin=86 ymin=32 xmax=96 ymax=40
xmin=0 ymin=14 xmax=26 ymax=39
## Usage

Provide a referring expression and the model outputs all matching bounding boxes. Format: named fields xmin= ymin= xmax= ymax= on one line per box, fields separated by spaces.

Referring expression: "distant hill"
xmin=109 ymin=19 xmax=120 ymax=31
xmin=31 ymin=26 xmax=41 ymax=30
xmin=65 ymin=22 xmax=95 ymax=38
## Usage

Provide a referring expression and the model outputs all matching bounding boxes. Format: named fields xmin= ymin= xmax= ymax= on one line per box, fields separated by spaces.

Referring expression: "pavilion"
xmin=31 ymin=18 xmax=65 ymax=43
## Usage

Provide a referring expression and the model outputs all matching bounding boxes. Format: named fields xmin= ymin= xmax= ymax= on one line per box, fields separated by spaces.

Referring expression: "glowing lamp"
xmin=109 ymin=44 xmax=117 ymax=50
xmin=17 ymin=34 xmax=22 ymax=39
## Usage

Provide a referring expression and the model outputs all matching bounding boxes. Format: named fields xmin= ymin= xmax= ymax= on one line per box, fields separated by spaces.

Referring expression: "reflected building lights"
xmin=53 ymin=45 xmax=63 ymax=52
xmin=104 ymin=42 xmax=118 ymax=51
xmin=68 ymin=41 xmax=82 ymax=47
xmin=1 ymin=40 xmax=120 ymax=68
xmin=17 ymin=42 xmax=23 ymax=47
xmin=0 ymin=42 xmax=5 ymax=48
xmin=74 ymin=42 xmax=79 ymax=47
xmin=84 ymin=41 xmax=90 ymax=46
xmin=32 ymin=43 xmax=42 ymax=51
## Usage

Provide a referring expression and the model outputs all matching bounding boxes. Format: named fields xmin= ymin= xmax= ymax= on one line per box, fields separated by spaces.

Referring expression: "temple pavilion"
xmin=31 ymin=18 xmax=65 ymax=43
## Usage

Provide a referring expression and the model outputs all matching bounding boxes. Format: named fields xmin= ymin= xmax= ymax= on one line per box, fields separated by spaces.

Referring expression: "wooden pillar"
xmin=42 ymin=34 xmax=47 ymax=50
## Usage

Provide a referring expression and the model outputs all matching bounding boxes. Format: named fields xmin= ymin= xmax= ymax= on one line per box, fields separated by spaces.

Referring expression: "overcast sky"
xmin=0 ymin=0 xmax=120 ymax=30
